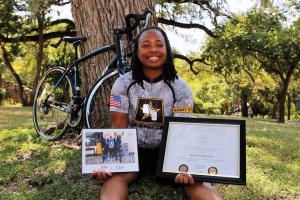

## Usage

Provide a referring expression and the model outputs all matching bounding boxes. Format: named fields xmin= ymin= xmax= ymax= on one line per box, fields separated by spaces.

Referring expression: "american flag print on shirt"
xmin=110 ymin=95 xmax=121 ymax=107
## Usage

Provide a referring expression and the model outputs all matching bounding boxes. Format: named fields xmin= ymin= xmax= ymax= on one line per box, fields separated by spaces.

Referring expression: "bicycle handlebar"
xmin=125 ymin=9 xmax=153 ymax=31
xmin=117 ymin=9 xmax=153 ymax=35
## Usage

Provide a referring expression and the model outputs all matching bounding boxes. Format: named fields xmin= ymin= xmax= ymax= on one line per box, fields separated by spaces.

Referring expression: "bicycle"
xmin=32 ymin=9 xmax=153 ymax=141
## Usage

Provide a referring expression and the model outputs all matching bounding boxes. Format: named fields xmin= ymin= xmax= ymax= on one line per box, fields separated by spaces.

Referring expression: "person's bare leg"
xmin=184 ymin=182 xmax=223 ymax=200
xmin=100 ymin=172 xmax=138 ymax=200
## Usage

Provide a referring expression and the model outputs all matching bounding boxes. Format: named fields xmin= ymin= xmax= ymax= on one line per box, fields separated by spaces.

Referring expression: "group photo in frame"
xmin=82 ymin=128 xmax=139 ymax=174
xmin=156 ymin=116 xmax=246 ymax=185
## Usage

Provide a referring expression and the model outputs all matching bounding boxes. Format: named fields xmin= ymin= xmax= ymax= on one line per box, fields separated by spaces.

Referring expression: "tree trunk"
xmin=240 ymin=88 xmax=249 ymax=117
xmin=29 ymin=15 xmax=45 ymax=106
xmin=278 ymin=77 xmax=291 ymax=123
xmin=1 ymin=44 xmax=28 ymax=106
xmin=287 ymin=94 xmax=291 ymax=120
xmin=278 ymin=65 xmax=296 ymax=123
xmin=71 ymin=0 xmax=155 ymax=95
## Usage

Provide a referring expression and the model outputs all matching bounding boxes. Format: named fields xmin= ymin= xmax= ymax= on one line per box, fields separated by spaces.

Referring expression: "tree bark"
xmin=240 ymin=89 xmax=249 ymax=117
xmin=278 ymin=77 xmax=291 ymax=123
xmin=71 ymin=0 xmax=155 ymax=95
xmin=287 ymin=94 xmax=291 ymax=120
xmin=277 ymin=65 xmax=296 ymax=123
xmin=29 ymin=15 xmax=45 ymax=106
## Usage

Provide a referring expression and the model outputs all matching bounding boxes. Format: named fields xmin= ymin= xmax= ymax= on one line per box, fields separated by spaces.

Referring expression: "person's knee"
xmin=100 ymin=173 xmax=138 ymax=200
xmin=184 ymin=182 xmax=223 ymax=200
xmin=100 ymin=177 xmax=126 ymax=199
xmin=105 ymin=173 xmax=138 ymax=186
xmin=107 ymin=176 xmax=125 ymax=184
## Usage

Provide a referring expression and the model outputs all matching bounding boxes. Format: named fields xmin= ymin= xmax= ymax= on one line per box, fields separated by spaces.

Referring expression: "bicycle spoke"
xmin=33 ymin=67 xmax=73 ymax=140
xmin=84 ymin=72 xmax=118 ymax=128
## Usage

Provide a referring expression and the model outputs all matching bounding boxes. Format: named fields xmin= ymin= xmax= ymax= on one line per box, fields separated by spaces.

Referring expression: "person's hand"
xmin=174 ymin=172 xmax=195 ymax=185
xmin=91 ymin=169 xmax=112 ymax=181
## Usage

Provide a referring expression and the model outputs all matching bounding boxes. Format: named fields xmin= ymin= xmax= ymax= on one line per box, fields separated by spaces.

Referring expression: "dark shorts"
xmin=138 ymin=147 xmax=160 ymax=177
xmin=137 ymin=148 xmax=182 ymax=187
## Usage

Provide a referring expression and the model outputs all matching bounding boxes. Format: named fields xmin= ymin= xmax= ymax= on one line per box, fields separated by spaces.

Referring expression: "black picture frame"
xmin=156 ymin=116 xmax=246 ymax=185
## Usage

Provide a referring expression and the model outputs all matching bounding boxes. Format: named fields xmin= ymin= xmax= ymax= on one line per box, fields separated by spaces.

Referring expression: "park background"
xmin=1 ymin=0 xmax=300 ymax=199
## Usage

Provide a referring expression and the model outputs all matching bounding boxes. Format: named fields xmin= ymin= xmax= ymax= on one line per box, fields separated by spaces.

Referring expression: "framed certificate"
xmin=156 ymin=116 xmax=246 ymax=185
xmin=82 ymin=128 xmax=139 ymax=174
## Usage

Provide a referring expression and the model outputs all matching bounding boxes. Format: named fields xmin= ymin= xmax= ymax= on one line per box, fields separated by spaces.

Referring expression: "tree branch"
xmin=173 ymin=53 xmax=210 ymax=74
xmin=157 ymin=17 xmax=218 ymax=38
xmin=252 ymin=54 xmax=284 ymax=80
xmin=26 ymin=19 xmax=75 ymax=35
xmin=241 ymin=56 xmax=256 ymax=83
xmin=162 ymin=0 xmax=232 ymax=18
xmin=49 ymin=19 xmax=75 ymax=28
xmin=53 ymin=0 xmax=71 ymax=6
xmin=0 ymin=30 xmax=77 ymax=43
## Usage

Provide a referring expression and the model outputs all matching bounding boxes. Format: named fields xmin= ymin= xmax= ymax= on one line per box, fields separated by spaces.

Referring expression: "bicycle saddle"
xmin=62 ymin=36 xmax=87 ymax=43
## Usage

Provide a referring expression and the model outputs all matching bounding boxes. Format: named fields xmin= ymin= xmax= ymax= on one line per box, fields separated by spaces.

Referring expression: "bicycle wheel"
xmin=84 ymin=70 xmax=118 ymax=128
xmin=33 ymin=67 xmax=73 ymax=140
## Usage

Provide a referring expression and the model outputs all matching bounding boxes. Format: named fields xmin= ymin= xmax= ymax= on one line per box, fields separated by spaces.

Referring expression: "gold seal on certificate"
xmin=178 ymin=164 xmax=188 ymax=172
xmin=208 ymin=166 xmax=218 ymax=175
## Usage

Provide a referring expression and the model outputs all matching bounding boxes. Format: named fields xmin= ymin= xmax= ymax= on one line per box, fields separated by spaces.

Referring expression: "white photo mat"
xmin=82 ymin=128 xmax=139 ymax=174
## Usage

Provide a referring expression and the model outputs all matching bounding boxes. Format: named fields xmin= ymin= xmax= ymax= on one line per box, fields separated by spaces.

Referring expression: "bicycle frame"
xmin=44 ymin=43 xmax=119 ymax=107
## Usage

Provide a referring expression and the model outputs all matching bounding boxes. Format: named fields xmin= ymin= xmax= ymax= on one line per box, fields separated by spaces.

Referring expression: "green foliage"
xmin=0 ymin=0 xmax=75 ymax=106
xmin=0 ymin=0 xmax=25 ymax=63
xmin=175 ymin=58 xmax=237 ymax=115
xmin=45 ymin=40 xmax=74 ymax=68
xmin=27 ymin=0 xmax=54 ymax=16
xmin=215 ymin=6 xmax=300 ymax=73
xmin=1 ymin=33 xmax=73 ymax=89
xmin=204 ymin=3 xmax=300 ymax=121
xmin=0 ymin=0 xmax=24 ymax=34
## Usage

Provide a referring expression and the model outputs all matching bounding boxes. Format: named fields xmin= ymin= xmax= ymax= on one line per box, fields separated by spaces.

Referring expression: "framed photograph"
xmin=156 ymin=116 xmax=246 ymax=185
xmin=82 ymin=128 xmax=139 ymax=174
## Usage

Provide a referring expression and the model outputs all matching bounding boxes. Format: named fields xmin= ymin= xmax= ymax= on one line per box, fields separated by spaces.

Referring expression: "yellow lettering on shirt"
xmin=173 ymin=107 xmax=193 ymax=113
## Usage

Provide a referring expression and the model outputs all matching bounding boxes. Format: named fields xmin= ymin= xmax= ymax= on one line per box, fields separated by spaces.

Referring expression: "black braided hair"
xmin=131 ymin=26 xmax=178 ymax=87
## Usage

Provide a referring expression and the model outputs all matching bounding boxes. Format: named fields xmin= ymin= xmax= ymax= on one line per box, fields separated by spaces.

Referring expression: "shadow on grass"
xmin=0 ymin=127 xmax=187 ymax=199
xmin=1 ymin=107 xmax=300 ymax=199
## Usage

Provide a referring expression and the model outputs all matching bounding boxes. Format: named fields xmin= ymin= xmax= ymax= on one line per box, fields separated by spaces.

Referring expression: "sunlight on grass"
xmin=0 ymin=107 xmax=33 ymax=129
xmin=47 ymin=160 xmax=67 ymax=174
xmin=245 ymin=120 xmax=300 ymax=198
xmin=1 ymin=108 xmax=300 ymax=199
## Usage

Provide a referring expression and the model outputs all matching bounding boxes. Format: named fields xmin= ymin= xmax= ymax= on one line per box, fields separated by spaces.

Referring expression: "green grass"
xmin=215 ymin=118 xmax=300 ymax=200
xmin=0 ymin=107 xmax=33 ymax=129
xmin=0 ymin=107 xmax=300 ymax=199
